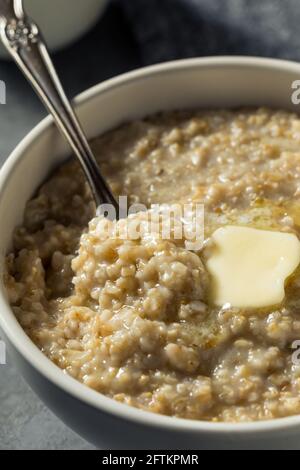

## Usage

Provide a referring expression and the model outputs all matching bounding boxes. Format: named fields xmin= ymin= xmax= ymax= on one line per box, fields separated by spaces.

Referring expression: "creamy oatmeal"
xmin=5 ymin=108 xmax=300 ymax=422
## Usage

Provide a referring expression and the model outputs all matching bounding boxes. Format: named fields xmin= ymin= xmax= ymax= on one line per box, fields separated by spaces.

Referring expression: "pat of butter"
xmin=207 ymin=226 xmax=300 ymax=308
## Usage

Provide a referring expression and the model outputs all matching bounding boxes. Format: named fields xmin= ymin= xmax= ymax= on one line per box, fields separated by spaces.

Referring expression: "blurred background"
xmin=0 ymin=0 xmax=299 ymax=450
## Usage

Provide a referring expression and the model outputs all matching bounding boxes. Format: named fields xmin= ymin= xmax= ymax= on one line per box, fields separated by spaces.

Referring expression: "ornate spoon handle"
xmin=0 ymin=0 xmax=119 ymax=213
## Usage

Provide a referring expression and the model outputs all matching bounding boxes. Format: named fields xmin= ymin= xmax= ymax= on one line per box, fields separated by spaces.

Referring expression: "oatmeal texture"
xmin=5 ymin=108 xmax=300 ymax=422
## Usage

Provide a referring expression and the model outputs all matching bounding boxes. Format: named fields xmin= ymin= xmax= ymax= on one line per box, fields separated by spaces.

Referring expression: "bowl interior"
xmin=1 ymin=58 xmax=298 ymax=254
xmin=1 ymin=57 xmax=300 ymax=433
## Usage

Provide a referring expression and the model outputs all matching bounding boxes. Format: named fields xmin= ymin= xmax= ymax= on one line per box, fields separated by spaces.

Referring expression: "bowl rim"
xmin=2 ymin=55 xmax=300 ymax=435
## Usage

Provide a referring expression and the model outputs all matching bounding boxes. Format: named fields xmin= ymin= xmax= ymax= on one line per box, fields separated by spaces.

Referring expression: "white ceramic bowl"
xmin=0 ymin=0 xmax=109 ymax=58
xmin=1 ymin=57 xmax=300 ymax=450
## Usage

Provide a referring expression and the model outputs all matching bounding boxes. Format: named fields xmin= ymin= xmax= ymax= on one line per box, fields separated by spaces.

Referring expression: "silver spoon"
xmin=0 ymin=0 xmax=119 ymax=215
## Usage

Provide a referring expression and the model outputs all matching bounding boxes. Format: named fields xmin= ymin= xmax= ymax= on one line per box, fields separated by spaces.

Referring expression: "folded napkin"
xmin=120 ymin=0 xmax=300 ymax=65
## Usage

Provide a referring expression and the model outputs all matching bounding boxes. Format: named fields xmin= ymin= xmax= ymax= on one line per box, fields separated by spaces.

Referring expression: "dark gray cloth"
xmin=119 ymin=0 xmax=300 ymax=65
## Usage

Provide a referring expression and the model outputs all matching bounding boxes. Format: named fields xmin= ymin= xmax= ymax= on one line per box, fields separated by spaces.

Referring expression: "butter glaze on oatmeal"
xmin=5 ymin=108 xmax=300 ymax=422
